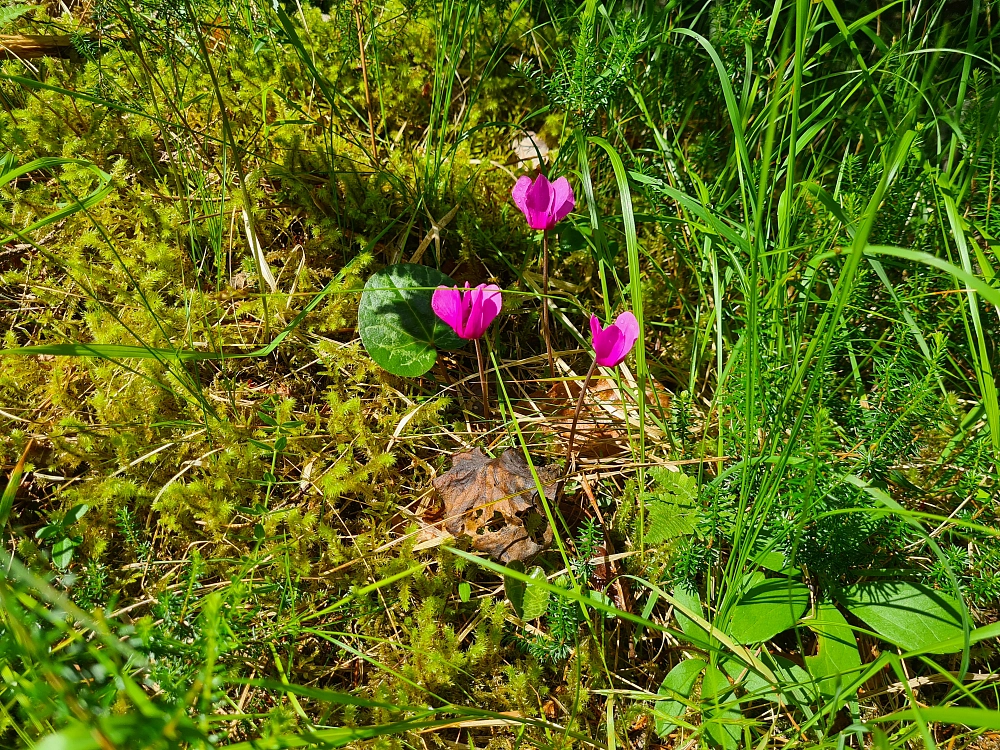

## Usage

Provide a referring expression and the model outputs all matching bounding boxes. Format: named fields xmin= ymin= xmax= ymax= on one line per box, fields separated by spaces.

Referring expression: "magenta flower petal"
xmin=590 ymin=310 xmax=639 ymax=367
xmin=432 ymin=283 xmax=502 ymax=339
xmin=463 ymin=284 xmax=502 ymax=338
xmin=463 ymin=286 xmax=483 ymax=336
xmin=511 ymin=175 xmax=533 ymax=214
xmin=550 ymin=176 xmax=575 ymax=223
xmin=589 ymin=314 xmax=602 ymax=342
xmin=512 ymin=173 xmax=574 ymax=231
xmin=524 ymin=174 xmax=552 ymax=229
xmin=593 ymin=325 xmax=624 ymax=367
xmin=432 ymin=286 xmax=464 ymax=333
xmin=613 ymin=311 xmax=639 ymax=354
xmin=479 ymin=284 xmax=502 ymax=320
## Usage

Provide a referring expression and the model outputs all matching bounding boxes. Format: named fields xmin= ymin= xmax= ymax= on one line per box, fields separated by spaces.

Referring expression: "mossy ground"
xmin=2 ymin=1 xmax=999 ymax=748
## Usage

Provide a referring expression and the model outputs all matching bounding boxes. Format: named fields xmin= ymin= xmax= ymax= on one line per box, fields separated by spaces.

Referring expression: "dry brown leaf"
xmin=544 ymin=375 xmax=672 ymax=457
xmin=629 ymin=713 xmax=650 ymax=732
xmin=541 ymin=699 xmax=559 ymax=720
xmin=431 ymin=449 xmax=557 ymax=563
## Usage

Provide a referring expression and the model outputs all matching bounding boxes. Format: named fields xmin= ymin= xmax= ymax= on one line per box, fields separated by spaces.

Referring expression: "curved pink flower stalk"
xmin=511 ymin=174 xmax=575 ymax=231
xmin=511 ymin=173 xmax=575 ymax=377
xmin=432 ymin=282 xmax=502 ymax=420
xmin=568 ymin=311 xmax=640 ymax=466
xmin=431 ymin=283 xmax=502 ymax=340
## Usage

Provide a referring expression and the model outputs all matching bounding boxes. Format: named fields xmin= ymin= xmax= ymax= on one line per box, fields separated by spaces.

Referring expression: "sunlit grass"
xmin=1 ymin=0 xmax=999 ymax=748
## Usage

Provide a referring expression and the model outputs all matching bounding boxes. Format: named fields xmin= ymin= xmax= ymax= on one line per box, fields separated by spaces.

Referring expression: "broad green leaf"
xmin=753 ymin=545 xmax=795 ymax=575
xmin=653 ymin=658 xmax=705 ymax=738
xmin=63 ymin=503 xmax=90 ymax=525
xmin=673 ymin=584 xmax=711 ymax=648
xmin=837 ymin=581 xmax=965 ymax=653
xmin=521 ymin=566 xmax=550 ymax=620
xmin=505 ymin=564 xmax=548 ymax=620
xmin=723 ymin=652 xmax=814 ymax=708
xmin=909 ymin=620 xmax=1000 ymax=656
xmin=358 ymin=264 xmax=464 ymax=377
xmin=51 ymin=536 xmax=80 ymax=568
xmin=458 ymin=582 xmax=471 ymax=602
xmin=701 ymin=664 xmax=741 ymax=750
xmin=804 ymin=603 xmax=862 ymax=700
xmin=726 ymin=578 xmax=810 ymax=644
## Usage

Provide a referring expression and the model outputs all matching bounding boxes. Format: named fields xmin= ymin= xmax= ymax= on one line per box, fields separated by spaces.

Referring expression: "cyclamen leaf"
xmin=358 ymin=264 xmax=463 ymax=377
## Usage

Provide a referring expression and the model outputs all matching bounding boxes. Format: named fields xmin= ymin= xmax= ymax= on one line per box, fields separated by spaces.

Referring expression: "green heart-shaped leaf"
xmin=358 ymin=264 xmax=464 ymax=377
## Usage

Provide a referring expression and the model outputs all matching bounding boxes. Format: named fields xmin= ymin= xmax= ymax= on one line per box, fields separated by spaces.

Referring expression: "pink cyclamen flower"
xmin=432 ymin=282 xmax=502 ymax=340
xmin=511 ymin=173 xmax=575 ymax=230
xmin=590 ymin=312 xmax=639 ymax=367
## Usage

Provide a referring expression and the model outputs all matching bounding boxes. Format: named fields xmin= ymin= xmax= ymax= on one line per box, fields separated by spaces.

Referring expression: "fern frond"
xmin=643 ymin=469 xmax=699 ymax=545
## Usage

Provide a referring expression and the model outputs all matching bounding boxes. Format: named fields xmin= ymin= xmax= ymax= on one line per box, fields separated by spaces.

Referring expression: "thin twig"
xmin=474 ymin=339 xmax=490 ymax=421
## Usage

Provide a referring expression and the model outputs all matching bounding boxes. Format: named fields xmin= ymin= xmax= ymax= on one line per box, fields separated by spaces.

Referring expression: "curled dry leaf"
xmin=431 ymin=449 xmax=557 ymax=563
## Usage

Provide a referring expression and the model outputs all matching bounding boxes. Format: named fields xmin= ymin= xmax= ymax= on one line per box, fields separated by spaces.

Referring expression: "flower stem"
xmin=474 ymin=338 xmax=490 ymax=421
xmin=541 ymin=229 xmax=554 ymax=378
xmin=567 ymin=358 xmax=598 ymax=468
